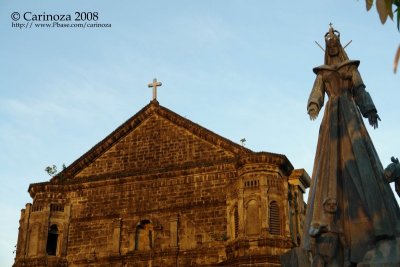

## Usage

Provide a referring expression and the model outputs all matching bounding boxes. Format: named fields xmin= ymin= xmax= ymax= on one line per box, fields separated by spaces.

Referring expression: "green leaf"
xmin=385 ymin=0 xmax=394 ymax=20
xmin=366 ymin=0 xmax=374 ymax=10
xmin=376 ymin=0 xmax=389 ymax=23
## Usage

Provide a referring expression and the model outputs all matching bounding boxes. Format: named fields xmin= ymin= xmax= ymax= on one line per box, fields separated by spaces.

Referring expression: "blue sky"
xmin=1 ymin=0 xmax=399 ymax=265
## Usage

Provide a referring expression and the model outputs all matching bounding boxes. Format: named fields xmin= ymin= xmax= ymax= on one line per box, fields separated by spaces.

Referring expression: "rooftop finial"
xmin=148 ymin=78 xmax=162 ymax=101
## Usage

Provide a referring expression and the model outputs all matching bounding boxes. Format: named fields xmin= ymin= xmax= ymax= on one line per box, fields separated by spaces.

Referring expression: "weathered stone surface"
xmin=384 ymin=156 xmax=400 ymax=198
xmin=357 ymin=238 xmax=400 ymax=267
xmin=14 ymin=100 xmax=309 ymax=266
xmin=280 ymin=247 xmax=311 ymax=267
xmin=304 ymin=25 xmax=400 ymax=267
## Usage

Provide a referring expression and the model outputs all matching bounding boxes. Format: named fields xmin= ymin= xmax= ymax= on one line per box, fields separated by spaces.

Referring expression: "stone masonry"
xmin=14 ymin=100 xmax=310 ymax=267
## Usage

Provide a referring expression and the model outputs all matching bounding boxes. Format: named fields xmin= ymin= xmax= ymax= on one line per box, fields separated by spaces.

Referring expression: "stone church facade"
xmin=14 ymin=100 xmax=310 ymax=267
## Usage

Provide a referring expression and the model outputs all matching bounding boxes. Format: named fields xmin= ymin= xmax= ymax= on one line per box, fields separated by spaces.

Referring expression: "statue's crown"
xmin=325 ymin=24 xmax=340 ymax=47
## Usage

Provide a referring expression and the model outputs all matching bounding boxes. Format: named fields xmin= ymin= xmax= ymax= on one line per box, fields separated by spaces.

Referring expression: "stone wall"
xmin=75 ymin=114 xmax=235 ymax=178
xmin=65 ymin=164 xmax=235 ymax=265
xmin=13 ymin=102 xmax=309 ymax=267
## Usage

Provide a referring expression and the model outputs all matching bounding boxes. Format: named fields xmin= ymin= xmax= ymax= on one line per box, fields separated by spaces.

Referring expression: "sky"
xmin=0 ymin=0 xmax=399 ymax=265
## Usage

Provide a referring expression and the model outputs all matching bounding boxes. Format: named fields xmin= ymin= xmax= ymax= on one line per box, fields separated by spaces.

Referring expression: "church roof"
xmin=28 ymin=100 xmax=293 ymax=194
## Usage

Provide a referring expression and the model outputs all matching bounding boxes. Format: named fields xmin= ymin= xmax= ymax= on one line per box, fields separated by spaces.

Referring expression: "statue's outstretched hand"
xmin=368 ymin=111 xmax=381 ymax=129
xmin=308 ymin=103 xmax=319 ymax=121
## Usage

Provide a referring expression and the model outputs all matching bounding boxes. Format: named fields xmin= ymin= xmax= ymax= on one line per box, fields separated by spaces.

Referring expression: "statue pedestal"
xmin=358 ymin=237 xmax=400 ymax=267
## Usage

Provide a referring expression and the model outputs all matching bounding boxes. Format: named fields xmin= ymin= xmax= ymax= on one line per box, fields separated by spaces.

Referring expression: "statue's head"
xmin=325 ymin=26 xmax=340 ymax=56
xmin=323 ymin=197 xmax=338 ymax=214
xmin=324 ymin=25 xmax=349 ymax=65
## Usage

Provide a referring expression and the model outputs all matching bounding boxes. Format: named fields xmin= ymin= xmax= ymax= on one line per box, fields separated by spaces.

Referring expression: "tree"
xmin=365 ymin=0 xmax=400 ymax=72
xmin=44 ymin=163 xmax=66 ymax=177
xmin=45 ymin=165 xmax=58 ymax=176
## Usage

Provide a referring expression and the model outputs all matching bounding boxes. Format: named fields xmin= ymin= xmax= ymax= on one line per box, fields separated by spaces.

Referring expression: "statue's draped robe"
xmin=303 ymin=60 xmax=400 ymax=262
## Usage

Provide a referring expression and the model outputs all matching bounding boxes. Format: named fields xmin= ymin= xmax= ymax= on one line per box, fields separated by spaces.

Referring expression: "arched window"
xmin=135 ymin=219 xmax=153 ymax=251
xmin=269 ymin=201 xmax=281 ymax=235
xmin=46 ymin=224 xmax=58 ymax=256
xmin=234 ymin=206 xmax=239 ymax=239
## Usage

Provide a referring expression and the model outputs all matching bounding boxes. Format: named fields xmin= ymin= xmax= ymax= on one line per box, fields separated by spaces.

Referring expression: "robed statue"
xmin=303 ymin=25 xmax=400 ymax=266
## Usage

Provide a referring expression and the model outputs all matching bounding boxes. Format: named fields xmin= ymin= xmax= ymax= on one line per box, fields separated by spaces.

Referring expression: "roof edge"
xmin=52 ymin=100 xmax=254 ymax=182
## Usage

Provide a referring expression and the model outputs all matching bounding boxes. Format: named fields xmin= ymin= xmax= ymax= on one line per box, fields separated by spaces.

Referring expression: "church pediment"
xmin=54 ymin=100 xmax=251 ymax=181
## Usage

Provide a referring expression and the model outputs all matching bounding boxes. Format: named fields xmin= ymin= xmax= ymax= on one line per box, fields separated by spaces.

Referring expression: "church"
xmin=13 ymin=82 xmax=310 ymax=266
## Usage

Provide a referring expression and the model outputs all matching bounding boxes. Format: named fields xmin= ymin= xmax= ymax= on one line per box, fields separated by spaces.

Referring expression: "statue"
xmin=384 ymin=156 xmax=400 ymax=197
xmin=303 ymin=25 xmax=400 ymax=265
xmin=309 ymin=198 xmax=349 ymax=267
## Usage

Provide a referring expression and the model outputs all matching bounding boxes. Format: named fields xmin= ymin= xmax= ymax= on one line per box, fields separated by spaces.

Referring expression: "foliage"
xmin=366 ymin=0 xmax=400 ymax=27
xmin=44 ymin=163 xmax=67 ymax=177
xmin=45 ymin=165 xmax=58 ymax=176
xmin=365 ymin=0 xmax=400 ymax=72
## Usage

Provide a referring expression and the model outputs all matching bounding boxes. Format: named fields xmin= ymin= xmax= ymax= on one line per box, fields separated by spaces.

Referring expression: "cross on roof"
xmin=148 ymin=78 xmax=162 ymax=101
